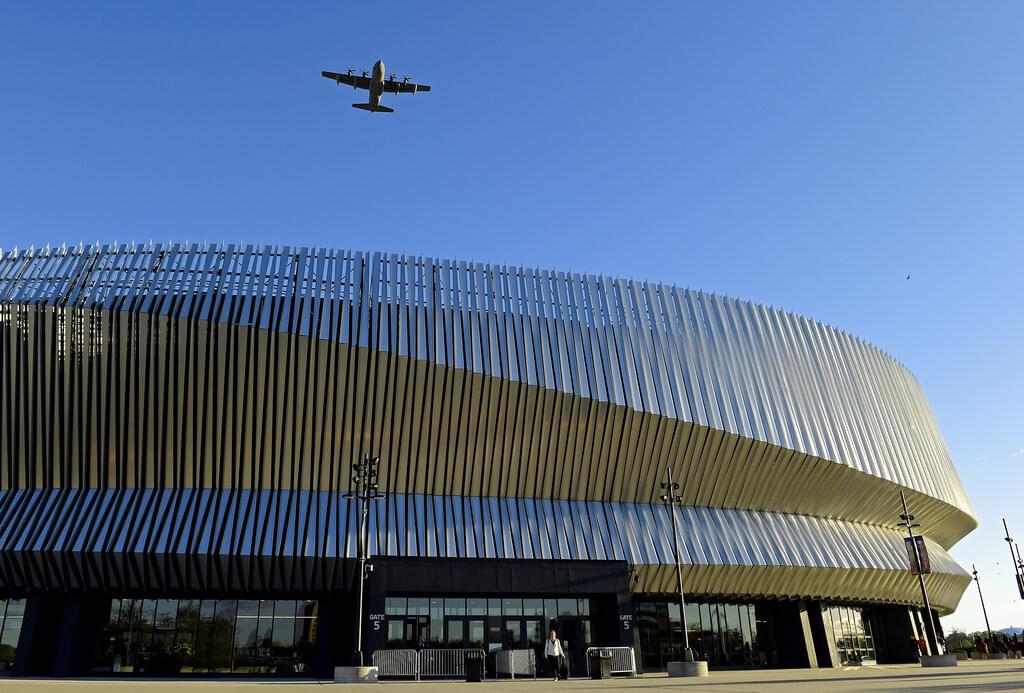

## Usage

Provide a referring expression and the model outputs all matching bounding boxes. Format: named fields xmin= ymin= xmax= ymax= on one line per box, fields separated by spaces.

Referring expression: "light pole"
xmin=344 ymin=454 xmax=385 ymax=666
xmin=899 ymin=491 xmax=938 ymax=655
xmin=971 ymin=564 xmax=993 ymax=643
xmin=1002 ymin=519 xmax=1024 ymax=600
xmin=661 ymin=467 xmax=694 ymax=663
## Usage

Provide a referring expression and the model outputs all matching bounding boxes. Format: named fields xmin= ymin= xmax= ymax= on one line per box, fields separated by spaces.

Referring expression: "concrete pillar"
xmin=814 ymin=604 xmax=841 ymax=668
xmin=796 ymin=600 xmax=819 ymax=669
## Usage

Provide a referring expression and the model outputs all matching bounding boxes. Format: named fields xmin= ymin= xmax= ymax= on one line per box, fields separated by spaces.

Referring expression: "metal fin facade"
xmin=0 ymin=243 xmax=974 ymax=614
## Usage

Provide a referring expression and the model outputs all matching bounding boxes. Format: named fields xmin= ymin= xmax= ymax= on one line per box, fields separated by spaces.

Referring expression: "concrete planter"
xmin=334 ymin=665 xmax=380 ymax=683
xmin=920 ymin=654 xmax=958 ymax=668
xmin=667 ymin=660 xmax=709 ymax=677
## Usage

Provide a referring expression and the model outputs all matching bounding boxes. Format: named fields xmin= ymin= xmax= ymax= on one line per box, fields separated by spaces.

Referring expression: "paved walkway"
xmin=2 ymin=660 xmax=1023 ymax=692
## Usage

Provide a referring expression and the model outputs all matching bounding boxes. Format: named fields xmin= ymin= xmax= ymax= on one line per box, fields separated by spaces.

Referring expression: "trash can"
xmin=465 ymin=652 xmax=484 ymax=682
xmin=589 ymin=649 xmax=613 ymax=679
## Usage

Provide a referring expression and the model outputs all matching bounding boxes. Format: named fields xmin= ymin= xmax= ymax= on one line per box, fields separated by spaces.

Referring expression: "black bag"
xmin=559 ymin=654 xmax=568 ymax=679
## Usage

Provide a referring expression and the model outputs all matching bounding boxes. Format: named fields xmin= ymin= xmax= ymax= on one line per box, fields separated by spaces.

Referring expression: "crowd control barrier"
xmin=494 ymin=648 xmax=537 ymax=679
xmin=584 ymin=646 xmax=637 ymax=677
xmin=372 ymin=648 xmax=488 ymax=680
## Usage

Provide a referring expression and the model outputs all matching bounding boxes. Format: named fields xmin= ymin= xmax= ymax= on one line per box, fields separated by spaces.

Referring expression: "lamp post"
xmin=899 ymin=491 xmax=938 ymax=655
xmin=661 ymin=467 xmax=694 ymax=663
xmin=344 ymin=454 xmax=385 ymax=666
xmin=1002 ymin=519 xmax=1024 ymax=600
xmin=971 ymin=564 xmax=993 ymax=643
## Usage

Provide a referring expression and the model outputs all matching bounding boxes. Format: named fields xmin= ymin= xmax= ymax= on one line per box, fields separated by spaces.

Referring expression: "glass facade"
xmin=824 ymin=605 xmax=875 ymax=664
xmin=637 ymin=600 xmax=762 ymax=670
xmin=93 ymin=598 xmax=317 ymax=675
xmin=0 ymin=599 xmax=25 ymax=673
xmin=383 ymin=595 xmax=594 ymax=674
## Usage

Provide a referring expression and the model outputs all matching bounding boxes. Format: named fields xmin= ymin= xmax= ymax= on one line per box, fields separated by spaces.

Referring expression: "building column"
xmin=12 ymin=594 xmax=108 ymax=676
xmin=796 ymin=600 xmax=819 ymax=669
xmin=812 ymin=603 xmax=840 ymax=668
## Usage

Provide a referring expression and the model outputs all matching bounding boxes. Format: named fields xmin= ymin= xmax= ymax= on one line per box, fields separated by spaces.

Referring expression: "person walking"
xmin=545 ymin=628 xmax=566 ymax=681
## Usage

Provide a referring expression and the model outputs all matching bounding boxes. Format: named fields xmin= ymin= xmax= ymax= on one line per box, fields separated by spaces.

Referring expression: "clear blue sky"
xmin=1 ymin=2 xmax=1022 ymax=633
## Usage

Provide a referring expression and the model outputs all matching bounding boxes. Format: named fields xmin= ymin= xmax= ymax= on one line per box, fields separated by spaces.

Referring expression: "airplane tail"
xmin=352 ymin=103 xmax=394 ymax=113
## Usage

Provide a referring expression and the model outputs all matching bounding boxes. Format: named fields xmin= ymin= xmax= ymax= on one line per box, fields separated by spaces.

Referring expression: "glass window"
xmin=210 ymin=601 xmax=237 ymax=673
xmin=4 ymin=600 xmax=25 ymax=619
xmin=408 ymin=598 xmax=428 ymax=616
xmin=385 ymin=597 xmax=406 ymax=615
xmin=274 ymin=600 xmax=297 ymax=619
xmin=523 ymin=599 xmax=543 ymax=616
xmin=272 ymin=617 xmax=295 ymax=650
xmin=557 ymin=599 xmax=576 ymax=616
xmin=578 ymin=599 xmax=590 ymax=616
xmin=0 ymin=599 xmax=25 ymax=670
xmin=467 ymin=598 xmax=486 ymax=616
xmin=502 ymin=598 xmax=522 ymax=616
xmin=447 ymin=620 xmax=464 ymax=647
xmin=297 ymin=600 xmax=317 ymax=620
xmin=544 ymin=599 xmax=557 ymax=624
xmin=487 ymin=598 xmax=501 ymax=616
xmin=387 ymin=620 xmax=404 ymax=647
xmin=444 ymin=598 xmax=466 ymax=616
xmin=505 ymin=621 xmax=522 ymax=648
xmin=526 ymin=619 xmax=544 ymax=649
xmin=430 ymin=599 xmax=444 ymax=645
xmin=468 ymin=620 xmax=484 ymax=648
xmin=237 ymin=600 xmax=259 ymax=618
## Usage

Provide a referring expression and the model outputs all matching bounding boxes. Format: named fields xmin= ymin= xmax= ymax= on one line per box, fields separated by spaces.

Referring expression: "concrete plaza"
xmin=2 ymin=660 xmax=1023 ymax=693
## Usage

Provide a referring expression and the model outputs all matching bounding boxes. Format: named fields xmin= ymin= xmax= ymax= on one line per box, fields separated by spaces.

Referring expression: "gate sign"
xmin=904 ymin=536 xmax=931 ymax=575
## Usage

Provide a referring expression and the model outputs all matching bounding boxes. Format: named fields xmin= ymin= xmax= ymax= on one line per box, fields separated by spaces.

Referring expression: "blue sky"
xmin=1 ymin=2 xmax=1022 ymax=632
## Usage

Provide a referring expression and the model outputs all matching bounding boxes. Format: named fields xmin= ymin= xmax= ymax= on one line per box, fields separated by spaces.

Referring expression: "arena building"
xmin=0 ymin=243 xmax=975 ymax=677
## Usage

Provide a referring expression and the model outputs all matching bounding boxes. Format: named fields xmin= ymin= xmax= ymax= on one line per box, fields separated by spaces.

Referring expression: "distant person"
xmin=917 ymin=637 xmax=927 ymax=658
xmin=978 ymin=638 xmax=989 ymax=660
xmin=545 ymin=628 xmax=566 ymax=681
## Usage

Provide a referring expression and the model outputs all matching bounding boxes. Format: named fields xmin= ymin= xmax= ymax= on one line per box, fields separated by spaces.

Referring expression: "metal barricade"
xmin=418 ymin=648 xmax=487 ymax=679
xmin=494 ymin=649 xmax=537 ymax=679
xmin=371 ymin=648 xmax=419 ymax=679
xmin=585 ymin=646 xmax=637 ymax=677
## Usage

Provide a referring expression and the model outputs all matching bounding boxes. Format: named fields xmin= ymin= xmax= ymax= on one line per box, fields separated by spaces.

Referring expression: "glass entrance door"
xmin=557 ymin=617 xmax=586 ymax=676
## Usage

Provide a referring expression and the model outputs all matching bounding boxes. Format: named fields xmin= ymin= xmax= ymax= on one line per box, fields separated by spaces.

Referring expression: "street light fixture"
xmin=344 ymin=454 xmax=386 ymax=667
xmin=660 ymin=466 xmax=694 ymax=663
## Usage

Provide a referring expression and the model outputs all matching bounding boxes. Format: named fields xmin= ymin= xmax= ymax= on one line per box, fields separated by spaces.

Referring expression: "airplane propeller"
xmin=402 ymin=75 xmax=412 ymax=83
xmin=389 ymin=73 xmax=397 ymax=81
xmin=346 ymin=67 xmax=355 ymax=75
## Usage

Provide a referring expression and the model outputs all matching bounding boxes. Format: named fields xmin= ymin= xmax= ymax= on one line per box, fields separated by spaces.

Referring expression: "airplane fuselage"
xmin=368 ymin=60 xmax=385 ymax=108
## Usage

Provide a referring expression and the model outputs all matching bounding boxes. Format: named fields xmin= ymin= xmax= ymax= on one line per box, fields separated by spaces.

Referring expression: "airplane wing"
xmin=322 ymin=70 xmax=372 ymax=90
xmin=382 ymin=79 xmax=432 ymax=94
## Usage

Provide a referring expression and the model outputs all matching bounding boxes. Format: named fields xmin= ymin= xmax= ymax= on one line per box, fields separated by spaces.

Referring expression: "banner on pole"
xmin=1016 ymin=573 xmax=1024 ymax=600
xmin=904 ymin=536 xmax=931 ymax=575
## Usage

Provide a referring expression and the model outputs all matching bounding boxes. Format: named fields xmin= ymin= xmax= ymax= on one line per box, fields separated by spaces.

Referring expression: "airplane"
xmin=321 ymin=59 xmax=431 ymax=113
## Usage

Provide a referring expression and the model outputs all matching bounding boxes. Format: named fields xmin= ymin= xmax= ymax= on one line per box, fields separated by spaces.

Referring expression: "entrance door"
xmin=402 ymin=616 xmax=429 ymax=648
xmin=467 ymin=619 xmax=485 ymax=650
xmin=445 ymin=618 xmax=465 ymax=648
xmin=558 ymin=617 xmax=586 ymax=677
